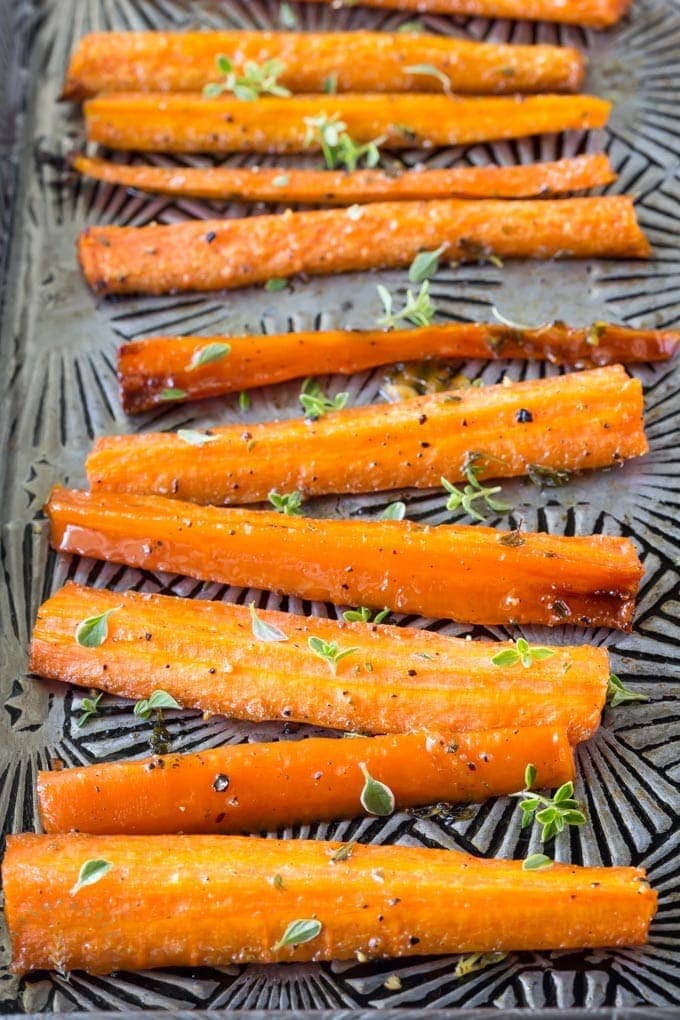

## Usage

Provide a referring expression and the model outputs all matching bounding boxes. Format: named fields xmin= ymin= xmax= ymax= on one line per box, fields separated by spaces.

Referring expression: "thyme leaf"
xmin=308 ymin=636 xmax=358 ymax=675
xmin=273 ymin=918 xmax=323 ymax=951
xmin=133 ymin=689 xmax=181 ymax=720
xmin=359 ymin=763 xmax=395 ymax=816
xmin=75 ymin=607 xmax=121 ymax=648
xmin=512 ymin=765 xmax=586 ymax=843
xmin=303 ymin=113 xmax=384 ymax=171
xmin=268 ymin=489 xmax=304 ymax=515
xmin=204 ymin=55 xmax=291 ymax=101
xmin=70 ymin=859 xmax=112 ymax=896
xmin=491 ymin=637 xmax=555 ymax=669
xmin=77 ymin=691 xmax=103 ymax=727
xmin=299 ymin=378 xmax=349 ymax=419
xmin=343 ymin=606 xmax=390 ymax=624
xmin=250 ymin=603 xmax=288 ymax=643
xmin=606 ymin=673 xmax=649 ymax=707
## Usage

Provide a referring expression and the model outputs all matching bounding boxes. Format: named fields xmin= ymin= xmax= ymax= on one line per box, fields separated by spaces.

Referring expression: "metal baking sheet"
xmin=0 ymin=0 xmax=678 ymax=1013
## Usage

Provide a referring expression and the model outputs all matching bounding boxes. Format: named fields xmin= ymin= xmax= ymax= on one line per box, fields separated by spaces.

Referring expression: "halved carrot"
xmin=73 ymin=153 xmax=616 ymax=205
xmin=62 ymin=30 xmax=585 ymax=98
xmin=3 ymin=833 xmax=656 ymax=974
xmin=38 ymin=725 xmax=575 ymax=836
xmin=118 ymin=322 xmax=676 ymax=414
xmin=45 ymin=489 xmax=643 ymax=629
xmin=30 ymin=583 xmax=609 ymax=741
xmin=89 ymin=366 xmax=647 ymax=505
xmin=77 ymin=197 xmax=649 ymax=296
xmin=302 ymin=0 xmax=631 ymax=29
xmin=83 ymin=92 xmax=611 ymax=154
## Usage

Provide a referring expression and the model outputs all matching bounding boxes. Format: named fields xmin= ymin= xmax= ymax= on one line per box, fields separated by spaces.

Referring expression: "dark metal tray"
xmin=0 ymin=0 xmax=678 ymax=1013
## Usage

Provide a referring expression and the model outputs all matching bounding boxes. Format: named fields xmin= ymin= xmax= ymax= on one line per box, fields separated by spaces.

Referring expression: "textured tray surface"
xmin=0 ymin=0 xmax=678 ymax=1013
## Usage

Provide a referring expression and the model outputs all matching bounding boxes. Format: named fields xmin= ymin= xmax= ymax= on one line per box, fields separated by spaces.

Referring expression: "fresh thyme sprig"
xmin=308 ymin=636 xmax=358 ymax=675
xmin=203 ymin=55 xmax=291 ymax=101
xmin=268 ymin=489 xmax=304 ymax=516
xmin=492 ymin=638 xmax=555 ymax=669
xmin=377 ymin=280 xmax=436 ymax=329
xmin=303 ymin=113 xmax=385 ymax=171
xmin=440 ymin=455 xmax=513 ymax=523
xmin=70 ymin=859 xmax=112 ymax=896
xmin=133 ymin=689 xmax=181 ymax=720
xmin=342 ymin=606 xmax=390 ymax=624
xmin=606 ymin=673 xmax=649 ymax=707
xmin=299 ymin=378 xmax=349 ymax=420
xmin=77 ymin=691 xmax=103 ymax=727
xmin=513 ymin=763 xmax=586 ymax=843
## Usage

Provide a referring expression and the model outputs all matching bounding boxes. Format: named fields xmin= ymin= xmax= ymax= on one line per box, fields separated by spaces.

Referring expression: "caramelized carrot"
xmin=119 ymin=322 xmax=676 ymax=414
xmin=62 ymin=30 xmax=585 ymax=99
xmin=77 ymin=197 xmax=649 ymax=296
xmin=30 ymin=583 xmax=609 ymax=742
xmin=73 ymin=153 xmax=616 ymax=205
xmin=4 ymin=833 xmax=656 ymax=974
xmin=303 ymin=0 xmax=631 ymax=29
xmin=45 ymin=489 xmax=643 ymax=629
xmin=83 ymin=92 xmax=611 ymax=154
xmin=90 ymin=366 xmax=648 ymax=505
xmin=38 ymin=726 xmax=575 ymax=836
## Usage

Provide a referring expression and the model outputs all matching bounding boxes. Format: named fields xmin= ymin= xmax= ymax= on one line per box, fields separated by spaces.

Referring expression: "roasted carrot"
xmin=38 ymin=725 xmax=575 ymax=836
xmin=62 ymin=31 xmax=585 ymax=99
xmin=119 ymin=322 xmax=676 ymax=414
xmin=45 ymin=489 xmax=643 ymax=630
xmin=73 ymin=153 xmax=616 ymax=205
xmin=302 ymin=0 xmax=631 ymax=29
xmin=77 ymin=197 xmax=649 ymax=297
xmin=89 ymin=366 xmax=647 ymax=505
xmin=30 ymin=583 xmax=609 ymax=741
xmin=83 ymin=92 xmax=611 ymax=154
xmin=3 ymin=833 xmax=656 ymax=974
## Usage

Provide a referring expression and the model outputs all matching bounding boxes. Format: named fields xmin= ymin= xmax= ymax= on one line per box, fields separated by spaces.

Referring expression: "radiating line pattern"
xmin=0 ymin=0 xmax=678 ymax=1012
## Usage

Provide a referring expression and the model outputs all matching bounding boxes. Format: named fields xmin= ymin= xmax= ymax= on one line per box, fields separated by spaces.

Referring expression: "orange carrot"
xmin=73 ymin=153 xmax=616 ymax=205
xmin=30 ymin=583 xmax=609 ymax=741
xmin=89 ymin=366 xmax=648 ymax=505
xmin=38 ymin=725 xmax=575 ymax=836
xmin=3 ymin=833 xmax=656 ymax=974
xmin=302 ymin=0 xmax=631 ymax=29
xmin=118 ymin=322 xmax=676 ymax=414
xmin=45 ymin=489 xmax=643 ymax=630
xmin=83 ymin=92 xmax=611 ymax=154
xmin=62 ymin=30 xmax=585 ymax=98
xmin=77 ymin=197 xmax=649 ymax=296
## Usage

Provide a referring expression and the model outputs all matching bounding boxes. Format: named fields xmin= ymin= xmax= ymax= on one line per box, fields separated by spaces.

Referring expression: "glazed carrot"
xmin=77 ymin=197 xmax=649 ymax=296
xmin=45 ymin=489 xmax=643 ymax=629
xmin=83 ymin=93 xmax=611 ymax=154
xmin=118 ymin=322 xmax=676 ymax=414
xmin=38 ymin=725 xmax=575 ymax=836
xmin=3 ymin=833 xmax=656 ymax=974
xmin=302 ymin=0 xmax=631 ymax=29
xmin=30 ymin=583 xmax=609 ymax=741
xmin=62 ymin=31 xmax=585 ymax=98
xmin=73 ymin=153 xmax=616 ymax=205
xmin=89 ymin=366 xmax=648 ymax=505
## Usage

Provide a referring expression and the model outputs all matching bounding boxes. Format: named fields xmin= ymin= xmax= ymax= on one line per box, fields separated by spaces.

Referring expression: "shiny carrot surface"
xmin=62 ymin=30 xmax=585 ymax=98
xmin=301 ymin=0 xmax=631 ymax=28
xmin=4 ymin=834 xmax=656 ymax=974
xmin=45 ymin=489 xmax=643 ymax=629
xmin=31 ymin=583 xmax=609 ymax=741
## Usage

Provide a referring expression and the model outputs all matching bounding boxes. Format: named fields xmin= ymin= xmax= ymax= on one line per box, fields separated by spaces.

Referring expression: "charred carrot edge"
xmin=90 ymin=365 xmax=648 ymax=506
xmin=118 ymin=322 xmax=676 ymax=414
xmin=302 ymin=0 xmax=631 ymax=29
xmin=4 ymin=833 xmax=656 ymax=974
xmin=77 ymin=197 xmax=649 ymax=296
xmin=62 ymin=30 xmax=585 ymax=99
xmin=73 ymin=153 xmax=616 ymax=205
xmin=83 ymin=92 xmax=611 ymax=154
xmin=45 ymin=490 xmax=643 ymax=630
xmin=38 ymin=725 xmax=576 ymax=836
xmin=30 ymin=583 xmax=609 ymax=741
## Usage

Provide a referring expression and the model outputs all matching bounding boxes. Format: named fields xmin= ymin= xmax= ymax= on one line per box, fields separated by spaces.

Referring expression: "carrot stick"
xmin=301 ymin=0 xmax=631 ymax=29
xmin=45 ymin=489 xmax=643 ymax=630
xmin=83 ymin=92 xmax=611 ymax=154
xmin=118 ymin=322 xmax=676 ymax=414
xmin=38 ymin=725 xmax=575 ymax=836
xmin=89 ymin=366 xmax=648 ymax=505
xmin=62 ymin=30 xmax=585 ymax=99
xmin=73 ymin=153 xmax=616 ymax=205
xmin=77 ymin=197 xmax=649 ymax=297
xmin=30 ymin=583 xmax=609 ymax=741
xmin=3 ymin=833 xmax=656 ymax=974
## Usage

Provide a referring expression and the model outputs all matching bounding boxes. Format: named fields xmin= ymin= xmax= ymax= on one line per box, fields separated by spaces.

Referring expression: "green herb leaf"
xmin=204 ymin=55 xmax=291 ymax=101
xmin=273 ymin=918 xmax=323 ymax=951
xmin=525 ymin=763 xmax=538 ymax=788
xmin=330 ymin=841 xmax=357 ymax=862
xmin=299 ymin=378 xmax=350 ymax=420
xmin=455 ymin=951 xmax=507 ymax=978
xmin=512 ymin=765 xmax=586 ymax=843
xmin=159 ymin=387 xmax=187 ymax=401
xmin=268 ymin=489 xmax=304 ymax=516
xmin=377 ymin=278 xmax=436 ymax=330
xmin=265 ymin=277 xmax=288 ymax=292
xmin=250 ymin=602 xmax=288 ymax=643
xmin=322 ymin=73 xmax=338 ymax=94
xmin=303 ymin=113 xmax=384 ymax=172
xmin=397 ymin=20 xmax=423 ymax=33
xmin=133 ymin=689 xmax=181 ymax=720
xmin=74 ymin=607 xmax=121 ymax=648
xmin=176 ymin=429 xmax=219 ymax=447
xmin=77 ymin=691 xmax=103 ymax=727
xmin=440 ymin=464 xmax=513 ymax=523
xmin=404 ymin=63 xmax=452 ymax=93
xmin=187 ymin=341 xmax=231 ymax=370
xmin=522 ymin=853 xmax=553 ymax=871
xmin=409 ymin=244 xmax=447 ymax=284
xmin=359 ymin=762 xmax=395 ymax=816
xmin=70 ymin=858 xmax=113 ymax=895
xmin=606 ymin=673 xmax=649 ymax=707
xmin=380 ymin=501 xmax=406 ymax=521
xmin=308 ymin=636 xmax=358 ymax=674
xmin=238 ymin=390 xmax=251 ymax=412
xmin=491 ymin=638 xmax=555 ymax=669
xmin=279 ymin=1 xmax=299 ymax=28
xmin=342 ymin=605 xmax=390 ymax=624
